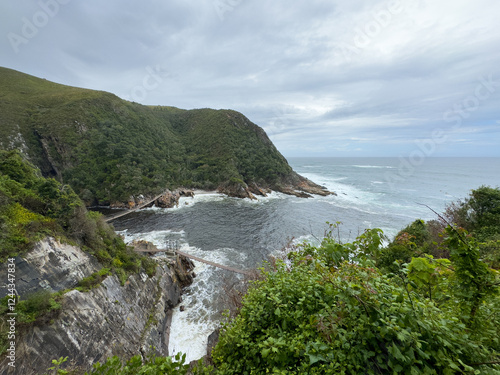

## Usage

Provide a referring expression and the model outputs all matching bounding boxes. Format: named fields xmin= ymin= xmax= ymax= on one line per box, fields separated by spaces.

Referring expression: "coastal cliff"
xmin=0 ymin=237 xmax=194 ymax=375
xmin=0 ymin=67 xmax=334 ymax=207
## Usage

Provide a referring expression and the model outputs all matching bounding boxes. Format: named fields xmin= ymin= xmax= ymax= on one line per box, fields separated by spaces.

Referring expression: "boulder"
xmin=179 ymin=189 xmax=195 ymax=197
xmin=155 ymin=191 xmax=180 ymax=208
xmin=248 ymin=182 xmax=268 ymax=197
xmin=217 ymin=181 xmax=256 ymax=200
xmin=131 ymin=240 xmax=159 ymax=253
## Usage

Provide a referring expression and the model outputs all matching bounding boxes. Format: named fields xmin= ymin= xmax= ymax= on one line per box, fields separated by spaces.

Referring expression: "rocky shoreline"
xmin=108 ymin=173 xmax=336 ymax=209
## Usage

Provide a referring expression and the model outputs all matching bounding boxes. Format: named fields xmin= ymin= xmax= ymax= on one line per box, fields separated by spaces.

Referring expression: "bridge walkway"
xmin=134 ymin=247 xmax=253 ymax=276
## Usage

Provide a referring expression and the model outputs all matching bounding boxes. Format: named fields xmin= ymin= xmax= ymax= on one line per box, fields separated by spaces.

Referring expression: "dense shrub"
xmin=380 ymin=187 xmax=500 ymax=270
xmin=212 ymin=240 xmax=499 ymax=374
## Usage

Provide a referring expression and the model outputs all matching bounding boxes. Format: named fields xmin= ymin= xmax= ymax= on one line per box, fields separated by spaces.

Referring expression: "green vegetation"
xmin=0 ymin=290 xmax=62 ymax=354
xmin=0 ymin=67 xmax=293 ymax=204
xmin=209 ymin=224 xmax=499 ymax=373
xmin=0 ymin=149 xmax=81 ymax=260
xmin=43 ymin=353 xmax=190 ymax=375
xmin=0 ymin=149 xmax=155 ymax=280
xmin=0 ymin=150 xmax=159 ymax=356
xmin=379 ymin=185 xmax=500 ymax=271
xmin=76 ymin=268 xmax=112 ymax=292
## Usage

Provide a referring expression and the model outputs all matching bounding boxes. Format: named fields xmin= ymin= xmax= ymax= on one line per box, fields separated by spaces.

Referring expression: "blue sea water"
xmin=111 ymin=157 xmax=500 ymax=361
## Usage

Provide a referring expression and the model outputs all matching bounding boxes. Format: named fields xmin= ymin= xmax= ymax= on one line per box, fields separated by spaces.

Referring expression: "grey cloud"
xmin=1 ymin=0 xmax=499 ymax=156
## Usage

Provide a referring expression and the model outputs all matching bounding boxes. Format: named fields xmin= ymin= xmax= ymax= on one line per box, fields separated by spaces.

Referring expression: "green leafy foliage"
xmin=46 ymin=356 xmax=70 ymax=375
xmin=0 ymin=150 xmax=156 ymax=282
xmin=84 ymin=352 xmax=189 ymax=375
xmin=76 ymin=268 xmax=112 ymax=292
xmin=0 ymin=149 xmax=80 ymax=259
xmin=211 ymin=228 xmax=500 ymax=374
xmin=407 ymin=255 xmax=451 ymax=302
xmin=443 ymin=226 xmax=498 ymax=326
xmin=379 ymin=187 xmax=500 ymax=270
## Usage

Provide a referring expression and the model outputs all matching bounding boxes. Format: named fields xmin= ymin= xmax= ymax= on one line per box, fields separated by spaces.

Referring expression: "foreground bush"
xmin=212 ymin=229 xmax=500 ymax=374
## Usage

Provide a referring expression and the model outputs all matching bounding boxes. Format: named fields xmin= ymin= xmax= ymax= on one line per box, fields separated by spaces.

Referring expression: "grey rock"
xmin=0 ymin=237 xmax=100 ymax=299
xmin=0 ymin=239 xmax=191 ymax=375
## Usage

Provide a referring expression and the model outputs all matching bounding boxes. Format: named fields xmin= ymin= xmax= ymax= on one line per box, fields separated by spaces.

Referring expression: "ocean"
xmin=111 ymin=157 xmax=500 ymax=362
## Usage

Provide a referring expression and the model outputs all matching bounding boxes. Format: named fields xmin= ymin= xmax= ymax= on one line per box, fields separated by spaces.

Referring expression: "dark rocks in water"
xmin=248 ymin=182 xmax=270 ymax=197
xmin=278 ymin=172 xmax=336 ymax=197
xmin=216 ymin=172 xmax=336 ymax=200
xmin=173 ymin=254 xmax=196 ymax=288
xmin=109 ymin=174 xmax=335 ymax=208
xmin=109 ymin=189 xmax=195 ymax=210
xmin=155 ymin=190 xmax=181 ymax=208
xmin=217 ymin=180 xmax=257 ymax=200
xmin=179 ymin=189 xmax=194 ymax=197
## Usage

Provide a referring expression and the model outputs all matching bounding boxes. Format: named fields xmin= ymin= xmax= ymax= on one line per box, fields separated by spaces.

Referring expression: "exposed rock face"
xmin=248 ymin=182 xmax=270 ymax=197
xmin=274 ymin=172 xmax=336 ymax=198
xmin=173 ymin=254 xmax=195 ymax=288
xmin=155 ymin=191 xmax=181 ymax=208
xmin=132 ymin=239 xmax=160 ymax=252
xmin=217 ymin=181 xmax=257 ymax=200
xmin=0 ymin=240 xmax=194 ymax=375
xmin=179 ymin=189 xmax=194 ymax=198
xmin=206 ymin=328 xmax=220 ymax=359
xmin=216 ymin=172 xmax=335 ymax=200
xmin=0 ymin=237 xmax=100 ymax=299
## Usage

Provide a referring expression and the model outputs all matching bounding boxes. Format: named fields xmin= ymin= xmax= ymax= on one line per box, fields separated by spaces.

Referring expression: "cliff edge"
xmin=0 ymin=237 xmax=194 ymax=375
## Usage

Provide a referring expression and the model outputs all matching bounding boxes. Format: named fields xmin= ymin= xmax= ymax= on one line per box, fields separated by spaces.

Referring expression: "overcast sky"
xmin=1 ymin=0 xmax=500 ymax=157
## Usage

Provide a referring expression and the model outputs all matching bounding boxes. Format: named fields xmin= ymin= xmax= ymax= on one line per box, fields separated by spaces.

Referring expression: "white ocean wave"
xmin=116 ymin=229 xmax=185 ymax=247
xmin=352 ymin=165 xmax=395 ymax=169
xmin=169 ymin=244 xmax=248 ymax=362
xmin=137 ymin=191 xmax=225 ymax=214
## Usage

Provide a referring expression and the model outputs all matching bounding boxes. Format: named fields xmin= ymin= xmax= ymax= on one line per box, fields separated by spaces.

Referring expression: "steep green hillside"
xmin=0 ymin=67 xmax=325 ymax=205
xmin=0 ymin=149 xmax=155 ymax=277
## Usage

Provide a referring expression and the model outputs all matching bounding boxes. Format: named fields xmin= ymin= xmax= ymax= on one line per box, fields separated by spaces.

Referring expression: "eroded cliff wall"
xmin=0 ymin=238 xmax=193 ymax=375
